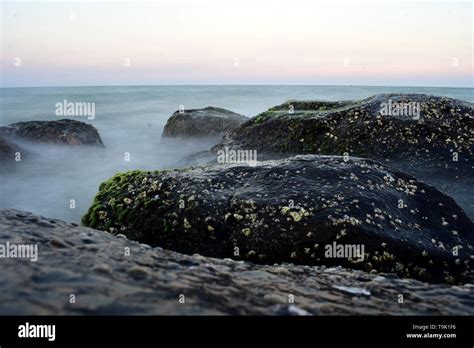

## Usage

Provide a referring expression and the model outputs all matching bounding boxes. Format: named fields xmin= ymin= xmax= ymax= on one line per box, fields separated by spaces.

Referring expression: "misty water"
xmin=1 ymin=85 xmax=473 ymax=222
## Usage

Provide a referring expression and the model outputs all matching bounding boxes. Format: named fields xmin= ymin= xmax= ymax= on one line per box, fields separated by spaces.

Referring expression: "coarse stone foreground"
xmin=0 ymin=209 xmax=473 ymax=315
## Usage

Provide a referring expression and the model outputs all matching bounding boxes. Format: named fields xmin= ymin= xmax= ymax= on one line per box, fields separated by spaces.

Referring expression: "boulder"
xmin=0 ymin=119 xmax=104 ymax=146
xmin=0 ymin=137 xmax=28 ymax=171
xmin=161 ymin=107 xmax=248 ymax=139
xmin=216 ymin=94 xmax=473 ymax=168
xmin=213 ymin=94 xmax=474 ymax=217
xmin=1 ymin=209 xmax=473 ymax=315
xmin=82 ymin=155 xmax=474 ymax=283
xmin=0 ymin=137 xmax=25 ymax=162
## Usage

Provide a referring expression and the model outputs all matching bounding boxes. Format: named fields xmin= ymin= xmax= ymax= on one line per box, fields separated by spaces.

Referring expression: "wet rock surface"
xmin=217 ymin=94 xmax=473 ymax=166
xmin=82 ymin=155 xmax=474 ymax=284
xmin=1 ymin=209 xmax=473 ymax=315
xmin=0 ymin=137 xmax=28 ymax=170
xmin=162 ymin=107 xmax=248 ymax=139
xmin=213 ymin=94 xmax=474 ymax=217
xmin=0 ymin=119 xmax=104 ymax=146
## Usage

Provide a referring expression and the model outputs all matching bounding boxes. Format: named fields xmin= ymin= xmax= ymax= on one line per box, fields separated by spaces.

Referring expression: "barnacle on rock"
xmin=83 ymin=154 xmax=474 ymax=284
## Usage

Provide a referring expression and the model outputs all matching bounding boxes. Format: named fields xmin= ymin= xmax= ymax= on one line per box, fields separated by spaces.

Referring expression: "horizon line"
xmin=1 ymin=83 xmax=473 ymax=89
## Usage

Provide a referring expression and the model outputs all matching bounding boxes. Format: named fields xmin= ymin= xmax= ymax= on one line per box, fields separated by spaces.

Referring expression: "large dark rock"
xmin=217 ymin=94 xmax=473 ymax=164
xmin=213 ymin=94 xmax=474 ymax=217
xmin=1 ymin=209 xmax=473 ymax=315
xmin=0 ymin=137 xmax=29 ymax=171
xmin=82 ymin=155 xmax=474 ymax=284
xmin=162 ymin=107 xmax=248 ymax=139
xmin=0 ymin=137 xmax=25 ymax=163
xmin=0 ymin=119 xmax=104 ymax=146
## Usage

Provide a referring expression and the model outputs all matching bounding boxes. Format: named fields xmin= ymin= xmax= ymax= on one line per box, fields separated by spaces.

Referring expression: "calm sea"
xmin=1 ymin=85 xmax=473 ymax=221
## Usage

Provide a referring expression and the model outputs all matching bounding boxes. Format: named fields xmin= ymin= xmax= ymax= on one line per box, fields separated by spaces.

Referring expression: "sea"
xmin=1 ymin=85 xmax=473 ymax=222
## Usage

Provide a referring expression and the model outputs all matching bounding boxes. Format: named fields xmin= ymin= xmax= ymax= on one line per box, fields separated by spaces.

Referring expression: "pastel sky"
xmin=1 ymin=0 xmax=472 ymax=87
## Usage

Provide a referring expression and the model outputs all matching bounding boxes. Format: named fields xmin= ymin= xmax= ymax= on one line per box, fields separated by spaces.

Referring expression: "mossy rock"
xmin=0 ymin=119 xmax=104 ymax=146
xmin=161 ymin=106 xmax=248 ymax=139
xmin=215 ymin=94 xmax=473 ymax=170
xmin=212 ymin=94 xmax=474 ymax=217
xmin=83 ymin=155 xmax=474 ymax=284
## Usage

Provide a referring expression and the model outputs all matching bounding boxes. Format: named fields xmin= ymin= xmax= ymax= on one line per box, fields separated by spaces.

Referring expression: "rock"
xmin=217 ymin=94 xmax=472 ymax=165
xmin=127 ymin=265 xmax=150 ymax=280
xmin=213 ymin=94 xmax=474 ymax=217
xmin=82 ymin=155 xmax=474 ymax=283
xmin=161 ymin=107 xmax=248 ymax=139
xmin=49 ymin=237 xmax=67 ymax=248
xmin=333 ymin=285 xmax=371 ymax=296
xmin=1 ymin=208 xmax=473 ymax=315
xmin=0 ymin=119 xmax=104 ymax=146
xmin=0 ymin=137 xmax=28 ymax=169
xmin=91 ymin=263 xmax=112 ymax=274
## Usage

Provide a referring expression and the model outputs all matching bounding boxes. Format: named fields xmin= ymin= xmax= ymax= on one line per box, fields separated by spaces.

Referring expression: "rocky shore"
xmin=1 ymin=209 xmax=473 ymax=315
xmin=1 ymin=93 xmax=473 ymax=315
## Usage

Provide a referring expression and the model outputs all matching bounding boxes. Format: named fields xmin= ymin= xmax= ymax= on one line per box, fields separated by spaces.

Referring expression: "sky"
xmin=1 ymin=0 xmax=473 ymax=87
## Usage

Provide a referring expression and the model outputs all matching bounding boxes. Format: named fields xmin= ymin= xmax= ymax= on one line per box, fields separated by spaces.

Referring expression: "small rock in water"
xmin=0 ymin=119 xmax=104 ymax=146
xmin=161 ymin=106 xmax=248 ymax=139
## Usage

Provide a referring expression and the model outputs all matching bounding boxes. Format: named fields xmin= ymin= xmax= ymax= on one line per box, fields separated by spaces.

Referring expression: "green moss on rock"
xmin=82 ymin=155 xmax=474 ymax=284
